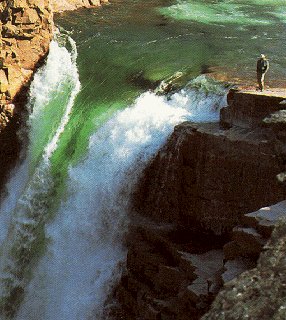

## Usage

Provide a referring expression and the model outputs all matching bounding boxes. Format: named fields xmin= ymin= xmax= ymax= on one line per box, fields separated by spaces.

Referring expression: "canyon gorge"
xmin=1 ymin=0 xmax=286 ymax=319
xmin=113 ymin=89 xmax=286 ymax=319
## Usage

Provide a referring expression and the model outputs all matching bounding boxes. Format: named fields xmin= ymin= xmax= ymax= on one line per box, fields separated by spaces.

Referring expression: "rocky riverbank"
xmin=1 ymin=1 xmax=286 ymax=318
xmin=112 ymin=89 xmax=286 ymax=319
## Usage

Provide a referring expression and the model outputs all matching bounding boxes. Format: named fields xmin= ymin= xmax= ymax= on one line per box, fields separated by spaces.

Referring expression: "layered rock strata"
xmin=133 ymin=90 xmax=286 ymax=234
xmin=114 ymin=89 xmax=286 ymax=319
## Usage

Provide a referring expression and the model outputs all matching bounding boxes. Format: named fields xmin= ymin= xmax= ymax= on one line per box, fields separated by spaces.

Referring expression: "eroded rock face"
xmin=110 ymin=218 xmax=228 ymax=320
xmin=114 ymin=90 xmax=286 ymax=319
xmin=0 ymin=0 xmax=53 ymax=107
xmin=133 ymin=121 xmax=285 ymax=234
xmin=203 ymin=221 xmax=286 ymax=320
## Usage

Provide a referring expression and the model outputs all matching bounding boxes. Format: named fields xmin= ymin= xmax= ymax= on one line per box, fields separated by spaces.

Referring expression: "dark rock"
xmin=114 ymin=90 xmax=286 ymax=320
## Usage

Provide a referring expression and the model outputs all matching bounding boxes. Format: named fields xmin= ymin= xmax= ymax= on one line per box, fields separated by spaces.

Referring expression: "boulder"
xmin=243 ymin=200 xmax=286 ymax=238
xmin=220 ymin=88 xmax=286 ymax=129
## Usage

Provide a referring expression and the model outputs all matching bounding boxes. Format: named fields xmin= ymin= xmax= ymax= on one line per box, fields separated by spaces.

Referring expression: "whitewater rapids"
xmin=16 ymin=77 xmax=226 ymax=319
xmin=0 ymin=34 xmax=227 ymax=320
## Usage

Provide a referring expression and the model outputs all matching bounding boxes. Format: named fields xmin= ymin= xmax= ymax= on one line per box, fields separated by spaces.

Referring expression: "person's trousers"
xmin=257 ymin=72 xmax=266 ymax=91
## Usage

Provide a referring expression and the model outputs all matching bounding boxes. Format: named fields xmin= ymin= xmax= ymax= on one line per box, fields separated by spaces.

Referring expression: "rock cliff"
xmin=0 ymin=0 xmax=53 ymax=124
xmin=133 ymin=89 xmax=286 ymax=234
xmin=0 ymin=0 xmax=53 ymax=98
xmin=113 ymin=89 xmax=286 ymax=319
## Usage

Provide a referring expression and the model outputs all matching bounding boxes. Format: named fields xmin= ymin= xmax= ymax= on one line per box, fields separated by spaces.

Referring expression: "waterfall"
xmin=15 ymin=76 xmax=227 ymax=320
xmin=0 ymin=35 xmax=80 ymax=319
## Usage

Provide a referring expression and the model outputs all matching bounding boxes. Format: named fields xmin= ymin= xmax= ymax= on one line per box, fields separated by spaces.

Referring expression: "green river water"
xmin=53 ymin=0 xmax=286 ymax=175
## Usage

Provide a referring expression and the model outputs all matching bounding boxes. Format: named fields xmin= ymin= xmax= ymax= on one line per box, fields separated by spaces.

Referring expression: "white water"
xmin=16 ymin=80 xmax=226 ymax=320
xmin=0 ymin=36 xmax=80 ymax=318
xmin=0 ymin=38 xmax=79 ymax=244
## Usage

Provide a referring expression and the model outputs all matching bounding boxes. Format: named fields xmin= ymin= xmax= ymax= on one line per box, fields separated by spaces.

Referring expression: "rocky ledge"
xmin=112 ymin=89 xmax=286 ymax=319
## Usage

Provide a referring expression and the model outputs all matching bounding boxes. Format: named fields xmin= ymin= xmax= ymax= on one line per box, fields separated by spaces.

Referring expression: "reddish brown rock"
xmin=0 ymin=0 xmax=53 ymax=103
xmin=0 ymin=0 xmax=54 ymax=190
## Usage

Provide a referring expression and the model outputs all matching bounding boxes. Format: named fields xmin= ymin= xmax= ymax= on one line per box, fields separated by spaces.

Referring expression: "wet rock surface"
xmin=132 ymin=123 xmax=285 ymax=234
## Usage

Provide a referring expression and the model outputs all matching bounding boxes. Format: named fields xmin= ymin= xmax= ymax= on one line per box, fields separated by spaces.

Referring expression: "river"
xmin=0 ymin=0 xmax=285 ymax=318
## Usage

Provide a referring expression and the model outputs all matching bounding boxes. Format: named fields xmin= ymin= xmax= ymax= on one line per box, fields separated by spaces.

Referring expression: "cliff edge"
xmin=133 ymin=89 xmax=286 ymax=234
xmin=113 ymin=88 xmax=286 ymax=319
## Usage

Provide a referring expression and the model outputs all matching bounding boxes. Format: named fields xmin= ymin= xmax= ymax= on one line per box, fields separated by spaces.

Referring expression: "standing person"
xmin=257 ymin=54 xmax=269 ymax=91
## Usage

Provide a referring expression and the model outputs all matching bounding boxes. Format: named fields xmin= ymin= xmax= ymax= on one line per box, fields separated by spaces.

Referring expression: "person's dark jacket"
xmin=257 ymin=58 xmax=269 ymax=74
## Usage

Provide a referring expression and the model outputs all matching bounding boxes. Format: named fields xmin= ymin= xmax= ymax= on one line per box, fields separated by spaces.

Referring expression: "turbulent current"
xmin=16 ymin=79 xmax=226 ymax=320
xmin=0 ymin=36 xmax=226 ymax=319
xmin=0 ymin=35 xmax=81 ymax=318
xmin=0 ymin=0 xmax=285 ymax=319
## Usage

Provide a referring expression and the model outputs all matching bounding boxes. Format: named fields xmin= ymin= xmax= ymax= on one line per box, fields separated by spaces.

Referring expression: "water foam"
xmin=16 ymin=79 xmax=226 ymax=320
xmin=0 ymin=36 xmax=80 ymax=318
xmin=159 ymin=0 xmax=278 ymax=25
